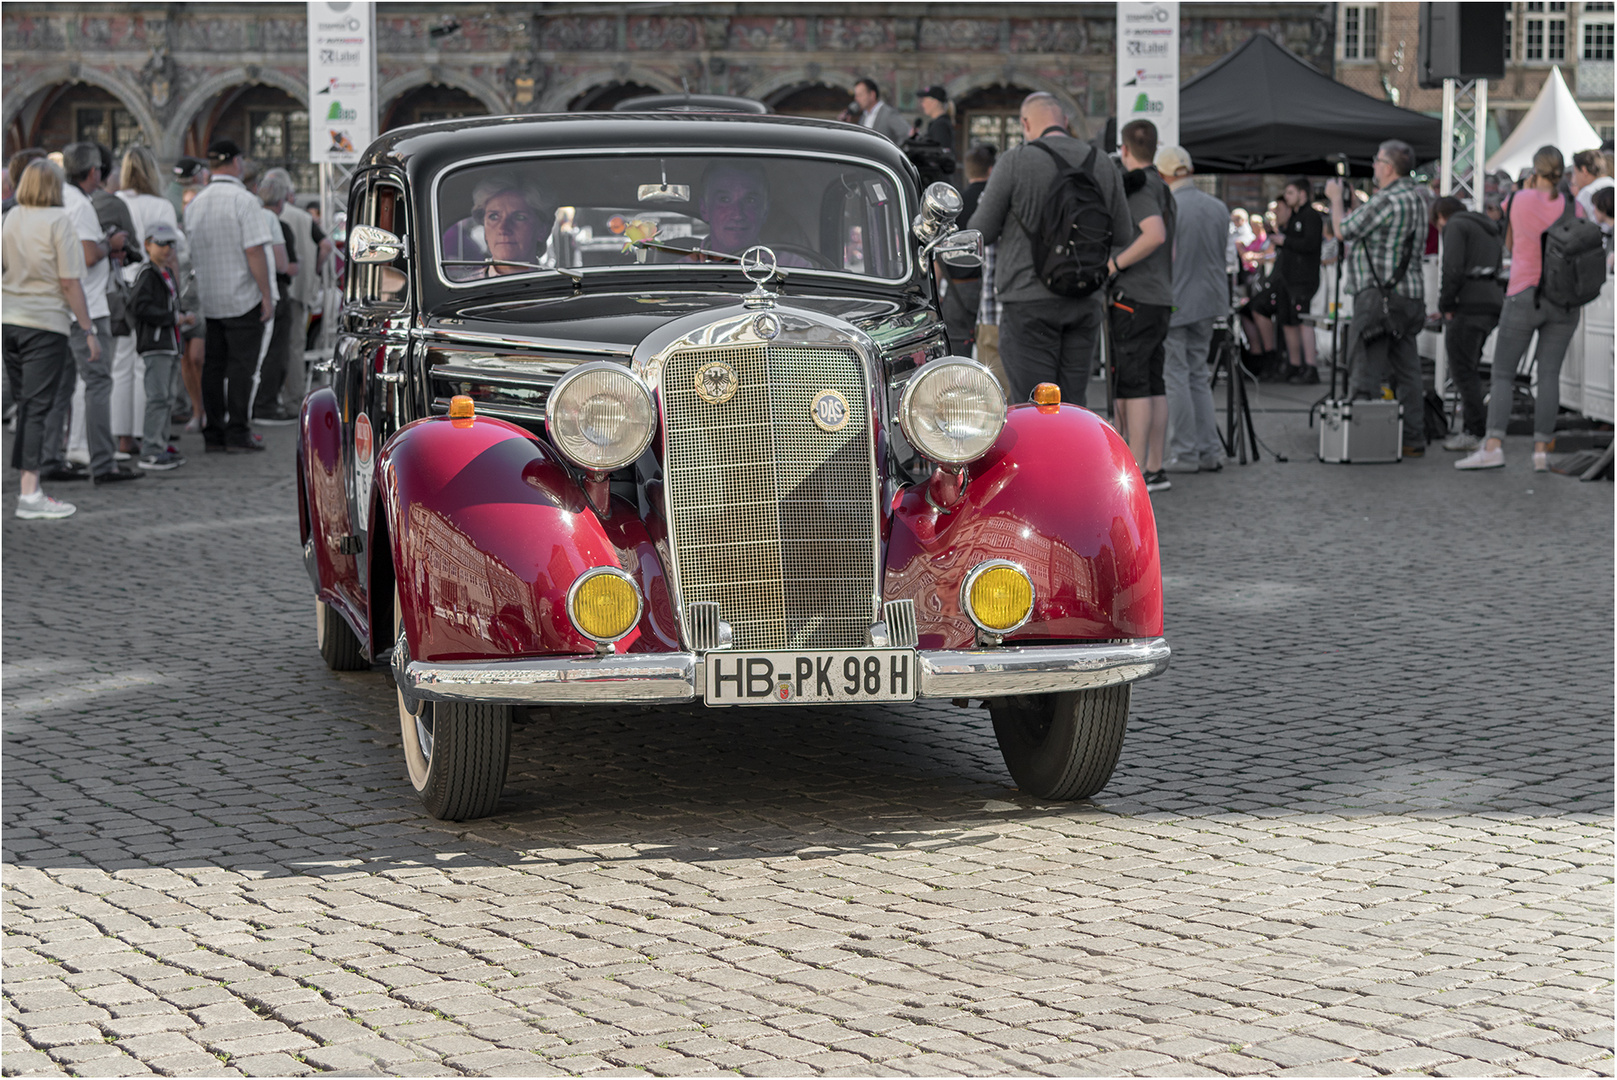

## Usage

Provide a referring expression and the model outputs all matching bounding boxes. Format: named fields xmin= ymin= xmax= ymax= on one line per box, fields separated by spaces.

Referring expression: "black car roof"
xmin=361 ymin=112 xmax=918 ymax=187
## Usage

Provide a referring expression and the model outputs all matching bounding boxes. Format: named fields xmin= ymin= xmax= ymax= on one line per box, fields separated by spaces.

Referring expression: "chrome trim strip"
xmin=412 ymin=326 xmax=633 ymax=358
xmin=427 ymin=147 xmax=915 ymax=291
xmin=565 ymin=566 xmax=645 ymax=645
xmin=394 ymin=639 xmax=1168 ymax=705
xmin=917 ymin=639 xmax=1171 ymax=698
xmin=399 ymin=653 xmax=697 ymax=704
xmin=960 ymin=560 xmax=1036 ymax=636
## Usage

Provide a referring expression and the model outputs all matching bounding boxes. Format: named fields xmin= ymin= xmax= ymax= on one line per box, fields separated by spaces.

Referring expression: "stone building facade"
xmin=3 ymin=2 xmax=1336 ymax=194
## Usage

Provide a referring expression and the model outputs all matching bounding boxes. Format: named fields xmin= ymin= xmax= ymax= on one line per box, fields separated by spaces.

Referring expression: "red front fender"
xmin=885 ymin=403 xmax=1164 ymax=649
xmin=378 ymin=414 xmax=676 ymax=663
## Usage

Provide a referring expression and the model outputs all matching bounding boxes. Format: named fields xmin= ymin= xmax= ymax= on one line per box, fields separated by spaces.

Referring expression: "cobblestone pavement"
xmin=4 ymin=391 xmax=1612 ymax=1078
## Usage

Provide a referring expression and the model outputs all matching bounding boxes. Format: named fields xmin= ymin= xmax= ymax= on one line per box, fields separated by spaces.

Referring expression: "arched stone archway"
xmin=947 ymin=73 xmax=1089 ymax=142
xmin=745 ymin=67 xmax=861 ymax=112
xmin=378 ymin=70 xmax=508 ymax=128
xmin=162 ymin=66 xmax=309 ymax=161
xmin=3 ymin=66 xmax=160 ymax=159
xmin=538 ymin=68 xmax=682 ymax=114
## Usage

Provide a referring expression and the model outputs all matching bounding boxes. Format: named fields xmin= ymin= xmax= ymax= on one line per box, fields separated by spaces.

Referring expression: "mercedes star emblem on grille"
xmin=695 ymin=361 xmax=740 ymax=404
xmin=810 ymin=389 xmax=850 ymax=432
xmin=753 ymin=313 xmax=781 ymax=339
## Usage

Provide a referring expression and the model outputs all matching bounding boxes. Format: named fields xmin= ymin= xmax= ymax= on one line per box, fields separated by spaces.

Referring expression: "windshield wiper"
xmin=627 ymin=239 xmax=790 ymax=282
xmin=441 ymin=260 xmax=585 ymax=286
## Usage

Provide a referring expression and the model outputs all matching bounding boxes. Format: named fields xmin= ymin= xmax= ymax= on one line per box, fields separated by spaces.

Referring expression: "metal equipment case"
xmin=1315 ymin=399 xmax=1403 ymax=463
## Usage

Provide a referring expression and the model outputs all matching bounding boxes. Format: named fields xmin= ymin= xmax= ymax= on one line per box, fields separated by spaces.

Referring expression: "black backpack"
xmin=1012 ymin=139 xmax=1116 ymax=299
xmin=1537 ymin=194 xmax=1606 ymax=310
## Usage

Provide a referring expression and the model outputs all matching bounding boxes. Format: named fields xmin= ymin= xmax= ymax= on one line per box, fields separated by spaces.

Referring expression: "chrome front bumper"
xmin=395 ymin=639 xmax=1171 ymax=706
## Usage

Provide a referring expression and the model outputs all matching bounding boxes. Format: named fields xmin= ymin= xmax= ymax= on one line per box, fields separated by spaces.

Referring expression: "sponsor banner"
xmin=308 ymin=0 xmax=375 ymax=164
xmin=1116 ymin=1 xmax=1180 ymax=151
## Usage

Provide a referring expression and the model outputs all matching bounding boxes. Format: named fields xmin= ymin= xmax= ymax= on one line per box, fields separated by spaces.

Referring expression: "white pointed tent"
xmin=1486 ymin=67 xmax=1603 ymax=178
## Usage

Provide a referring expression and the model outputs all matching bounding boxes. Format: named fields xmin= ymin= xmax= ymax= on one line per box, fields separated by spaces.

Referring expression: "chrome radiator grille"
xmin=662 ymin=343 xmax=876 ymax=651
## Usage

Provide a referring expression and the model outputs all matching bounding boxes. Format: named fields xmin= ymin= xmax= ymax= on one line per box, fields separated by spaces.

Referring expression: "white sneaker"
xmin=1455 ymin=446 xmax=1505 ymax=470
xmin=66 ymin=447 xmax=90 ymax=466
xmin=1533 ymin=451 xmax=1550 ymax=472
xmin=16 ymin=492 xmax=76 ymax=519
xmin=113 ymin=450 xmax=132 ymax=462
xmin=1442 ymin=432 xmax=1481 ymax=452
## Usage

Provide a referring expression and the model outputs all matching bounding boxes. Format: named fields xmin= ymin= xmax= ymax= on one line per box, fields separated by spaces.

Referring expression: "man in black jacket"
xmin=1431 ymin=196 xmax=1504 ymax=452
xmin=1270 ymin=177 xmax=1323 ymax=383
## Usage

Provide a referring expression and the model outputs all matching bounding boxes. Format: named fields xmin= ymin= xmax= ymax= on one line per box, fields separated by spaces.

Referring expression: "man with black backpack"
xmin=967 ymin=92 xmax=1133 ymax=407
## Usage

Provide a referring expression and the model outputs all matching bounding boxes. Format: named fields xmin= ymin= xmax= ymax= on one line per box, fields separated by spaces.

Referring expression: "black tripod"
xmin=1210 ymin=314 xmax=1261 ymax=464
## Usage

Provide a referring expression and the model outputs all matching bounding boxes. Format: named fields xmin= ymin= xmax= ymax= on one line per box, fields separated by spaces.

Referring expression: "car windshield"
xmin=435 ymin=153 xmax=910 ymax=284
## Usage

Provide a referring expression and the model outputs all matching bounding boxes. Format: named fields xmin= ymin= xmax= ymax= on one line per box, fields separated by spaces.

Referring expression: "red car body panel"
xmin=376 ymin=414 xmax=678 ymax=663
xmin=884 ymin=403 xmax=1164 ymax=649
xmin=300 ymin=388 xmax=362 ymax=620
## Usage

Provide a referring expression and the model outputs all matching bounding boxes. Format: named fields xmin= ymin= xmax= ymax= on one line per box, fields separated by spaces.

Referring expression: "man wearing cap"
xmin=184 ymin=138 xmax=276 ymax=453
xmin=1155 ymin=145 xmax=1228 ymax=474
xmin=852 ymin=79 xmax=911 ymax=145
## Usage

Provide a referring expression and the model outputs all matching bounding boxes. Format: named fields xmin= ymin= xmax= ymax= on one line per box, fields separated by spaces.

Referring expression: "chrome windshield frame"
xmin=427 ymin=147 xmax=916 ymax=293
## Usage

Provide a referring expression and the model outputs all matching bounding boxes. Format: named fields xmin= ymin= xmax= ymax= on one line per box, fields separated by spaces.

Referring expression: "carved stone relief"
xmin=919 ymin=19 xmax=1002 ymax=52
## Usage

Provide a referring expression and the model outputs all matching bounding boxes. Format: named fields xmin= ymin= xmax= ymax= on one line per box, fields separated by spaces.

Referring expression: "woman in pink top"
xmin=1456 ymin=147 xmax=1587 ymax=472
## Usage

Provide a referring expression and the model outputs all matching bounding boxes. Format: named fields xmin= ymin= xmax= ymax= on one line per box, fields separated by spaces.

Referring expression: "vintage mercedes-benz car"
xmin=299 ymin=112 xmax=1169 ymax=820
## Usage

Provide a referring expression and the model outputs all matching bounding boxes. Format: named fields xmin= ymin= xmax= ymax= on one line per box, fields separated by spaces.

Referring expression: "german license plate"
xmin=704 ymin=649 xmax=917 ymax=706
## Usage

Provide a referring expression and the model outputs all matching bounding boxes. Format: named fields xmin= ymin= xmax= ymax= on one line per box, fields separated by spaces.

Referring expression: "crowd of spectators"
xmin=1 ymin=137 xmax=332 ymax=519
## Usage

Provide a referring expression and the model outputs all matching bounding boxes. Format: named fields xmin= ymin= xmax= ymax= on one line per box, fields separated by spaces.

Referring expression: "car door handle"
xmin=313 ymin=357 xmax=338 ymax=374
xmin=375 ymin=371 xmax=406 ymax=384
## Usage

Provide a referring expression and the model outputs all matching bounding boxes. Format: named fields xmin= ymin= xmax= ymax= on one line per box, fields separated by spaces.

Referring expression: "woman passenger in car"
xmin=469 ymin=175 xmax=551 ymax=275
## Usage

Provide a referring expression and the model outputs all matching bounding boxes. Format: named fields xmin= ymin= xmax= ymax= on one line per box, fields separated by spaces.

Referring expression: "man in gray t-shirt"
xmin=1106 ymin=120 xmax=1174 ymax=492
xmin=967 ymin=92 xmax=1133 ymax=408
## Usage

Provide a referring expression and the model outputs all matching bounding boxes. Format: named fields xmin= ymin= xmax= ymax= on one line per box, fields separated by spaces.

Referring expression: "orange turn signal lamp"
xmin=1032 ymin=383 xmax=1061 ymax=411
xmin=449 ymin=395 xmax=476 ymax=427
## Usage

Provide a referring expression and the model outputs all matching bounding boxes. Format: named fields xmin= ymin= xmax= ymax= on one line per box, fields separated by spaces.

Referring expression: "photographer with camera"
xmin=1326 ymin=139 xmax=1429 ymax=457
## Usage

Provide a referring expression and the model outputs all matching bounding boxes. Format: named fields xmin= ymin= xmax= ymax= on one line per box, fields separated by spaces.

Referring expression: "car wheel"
xmin=316 ymin=598 xmax=368 ymax=671
xmin=394 ymin=588 xmax=511 ymax=820
xmin=988 ymin=685 xmax=1130 ymax=800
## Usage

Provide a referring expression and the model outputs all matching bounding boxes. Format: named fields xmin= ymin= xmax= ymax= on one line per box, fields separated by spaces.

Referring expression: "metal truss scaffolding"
xmin=1439 ymin=78 xmax=1488 ymax=211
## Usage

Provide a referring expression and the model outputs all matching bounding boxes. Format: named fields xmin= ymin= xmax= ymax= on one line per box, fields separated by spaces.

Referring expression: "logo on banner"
xmin=326 ymin=101 xmax=359 ymax=122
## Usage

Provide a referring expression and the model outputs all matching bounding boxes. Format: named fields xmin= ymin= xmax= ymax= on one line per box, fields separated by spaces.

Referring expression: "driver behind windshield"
xmin=469 ymin=174 xmax=551 ymax=275
xmin=691 ymin=162 xmax=810 ymax=267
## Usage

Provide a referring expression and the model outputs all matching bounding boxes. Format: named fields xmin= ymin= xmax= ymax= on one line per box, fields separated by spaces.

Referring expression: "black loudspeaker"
xmin=1419 ymin=2 xmax=1507 ymax=88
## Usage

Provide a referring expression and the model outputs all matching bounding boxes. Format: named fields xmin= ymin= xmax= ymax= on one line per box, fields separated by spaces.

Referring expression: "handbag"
xmin=1356 ymin=215 xmax=1423 ymax=345
xmin=106 ymin=263 xmax=138 ymax=338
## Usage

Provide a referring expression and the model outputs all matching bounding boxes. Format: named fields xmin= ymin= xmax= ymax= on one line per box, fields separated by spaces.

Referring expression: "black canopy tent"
xmin=1177 ymin=34 xmax=1443 ymax=176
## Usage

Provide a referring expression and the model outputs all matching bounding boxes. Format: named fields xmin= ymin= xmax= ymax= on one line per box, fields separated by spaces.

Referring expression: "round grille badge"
xmin=810 ymin=389 xmax=850 ymax=432
xmin=753 ymin=312 xmax=781 ymax=339
xmin=695 ymin=361 xmax=739 ymax=405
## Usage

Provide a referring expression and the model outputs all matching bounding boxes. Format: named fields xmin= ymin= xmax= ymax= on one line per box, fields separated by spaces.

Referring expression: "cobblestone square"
xmin=4 ymin=393 xmax=1612 ymax=1077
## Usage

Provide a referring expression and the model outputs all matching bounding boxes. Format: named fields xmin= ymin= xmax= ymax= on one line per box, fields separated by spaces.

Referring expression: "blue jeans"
xmin=1484 ymin=290 xmax=1581 ymax=444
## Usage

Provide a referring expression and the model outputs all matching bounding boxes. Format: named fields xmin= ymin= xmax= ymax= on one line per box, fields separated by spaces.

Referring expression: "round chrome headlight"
xmin=545 ymin=362 xmax=657 ymax=472
xmin=898 ymin=357 xmax=1007 ymax=464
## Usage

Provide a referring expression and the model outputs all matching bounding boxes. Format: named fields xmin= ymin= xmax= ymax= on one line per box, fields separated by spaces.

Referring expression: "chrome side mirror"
xmin=912 ymin=181 xmax=963 ymax=245
xmin=349 ymin=225 xmax=405 ymax=263
xmin=926 ymin=228 xmax=984 ymax=268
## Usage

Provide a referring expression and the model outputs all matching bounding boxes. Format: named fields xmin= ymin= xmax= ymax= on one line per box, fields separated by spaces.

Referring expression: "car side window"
xmin=345 ymin=176 xmax=409 ymax=309
xmin=833 ymin=177 xmax=902 ymax=279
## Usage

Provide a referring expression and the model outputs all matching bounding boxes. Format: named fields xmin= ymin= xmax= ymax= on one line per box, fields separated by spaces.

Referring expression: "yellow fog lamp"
xmin=961 ymin=560 xmax=1034 ymax=635
xmin=566 ymin=566 xmax=643 ymax=644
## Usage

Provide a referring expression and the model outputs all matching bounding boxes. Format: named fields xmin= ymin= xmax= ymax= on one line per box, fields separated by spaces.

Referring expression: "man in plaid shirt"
xmin=1327 ymin=139 xmax=1429 ymax=454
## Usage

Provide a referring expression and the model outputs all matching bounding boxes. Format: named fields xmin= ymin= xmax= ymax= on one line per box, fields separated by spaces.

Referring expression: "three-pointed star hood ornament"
xmin=740 ymin=245 xmax=779 ymax=309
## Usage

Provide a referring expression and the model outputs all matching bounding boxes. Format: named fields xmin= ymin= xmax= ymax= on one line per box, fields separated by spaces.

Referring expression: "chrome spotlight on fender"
xmin=911 ymin=181 xmax=963 ymax=245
